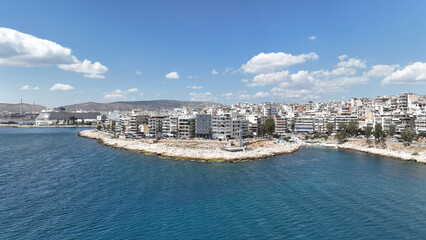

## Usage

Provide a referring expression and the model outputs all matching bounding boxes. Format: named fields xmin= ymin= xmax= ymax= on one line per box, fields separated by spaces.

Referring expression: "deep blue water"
xmin=1 ymin=127 xmax=426 ymax=239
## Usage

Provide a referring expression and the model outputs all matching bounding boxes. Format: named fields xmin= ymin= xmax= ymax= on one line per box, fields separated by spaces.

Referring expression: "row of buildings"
xmin=36 ymin=92 xmax=426 ymax=139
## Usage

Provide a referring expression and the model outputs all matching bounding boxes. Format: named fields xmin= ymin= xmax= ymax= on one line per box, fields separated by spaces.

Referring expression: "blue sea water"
xmin=1 ymin=127 xmax=426 ymax=239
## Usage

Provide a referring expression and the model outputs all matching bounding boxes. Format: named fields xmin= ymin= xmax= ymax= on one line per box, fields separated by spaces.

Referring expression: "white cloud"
xmin=336 ymin=57 xmax=366 ymax=69
xmin=20 ymin=85 xmax=40 ymax=90
xmin=50 ymin=83 xmax=74 ymax=91
xmin=223 ymin=92 xmax=234 ymax=99
xmin=212 ymin=69 xmax=218 ymax=75
xmin=241 ymin=78 xmax=249 ymax=83
xmin=241 ymin=51 xmax=319 ymax=74
xmin=244 ymin=55 xmax=370 ymax=101
xmin=139 ymin=92 xmax=144 ymax=96
xmin=58 ymin=58 xmax=108 ymax=78
xmin=127 ymin=88 xmax=138 ymax=93
xmin=165 ymin=71 xmax=179 ymax=79
xmin=237 ymin=94 xmax=252 ymax=100
xmin=366 ymin=64 xmax=399 ymax=77
xmin=309 ymin=36 xmax=316 ymax=40
xmin=187 ymin=75 xmax=198 ymax=79
xmin=104 ymin=89 xmax=126 ymax=99
xmin=253 ymin=91 xmax=270 ymax=98
xmin=189 ymin=92 xmax=217 ymax=101
xmin=103 ymin=88 xmax=138 ymax=99
xmin=83 ymin=73 xmax=105 ymax=79
xmin=0 ymin=27 xmax=108 ymax=78
xmin=0 ymin=27 xmax=75 ymax=66
xmin=382 ymin=62 xmax=426 ymax=85
xmin=247 ymin=71 xmax=290 ymax=87
xmin=136 ymin=71 xmax=142 ymax=75
xmin=338 ymin=54 xmax=348 ymax=61
xmin=186 ymin=85 xmax=203 ymax=89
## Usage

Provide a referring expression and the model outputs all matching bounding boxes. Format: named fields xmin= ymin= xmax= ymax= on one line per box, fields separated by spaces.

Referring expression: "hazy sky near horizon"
xmin=1 ymin=0 xmax=426 ymax=107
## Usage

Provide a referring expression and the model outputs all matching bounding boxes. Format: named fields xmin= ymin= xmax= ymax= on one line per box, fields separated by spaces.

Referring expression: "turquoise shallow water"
xmin=1 ymin=127 xmax=426 ymax=239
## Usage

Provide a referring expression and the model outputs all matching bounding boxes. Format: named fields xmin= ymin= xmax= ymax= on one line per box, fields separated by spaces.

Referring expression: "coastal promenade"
xmin=79 ymin=129 xmax=426 ymax=163
xmin=78 ymin=129 xmax=301 ymax=162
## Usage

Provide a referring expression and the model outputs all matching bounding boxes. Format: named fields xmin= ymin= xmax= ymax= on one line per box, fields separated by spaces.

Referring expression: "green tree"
xmin=338 ymin=122 xmax=347 ymax=133
xmin=401 ymin=128 xmax=415 ymax=146
xmin=365 ymin=126 xmax=373 ymax=139
xmin=373 ymin=123 xmax=383 ymax=141
xmin=68 ymin=116 xmax=76 ymax=125
xmin=388 ymin=124 xmax=396 ymax=137
xmin=96 ymin=124 xmax=102 ymax=130
xmin=326 ymin=122 xmax=334 ymax=135
xmin=259 ymin=119 xmax=275 ymax=137
xmin=346 ymin=121 xmax=359 ymax=137
xmin=259 ymin=124 xmax=266 ymax=137
xmin=335 ymin=130 xmax=347 ymax=143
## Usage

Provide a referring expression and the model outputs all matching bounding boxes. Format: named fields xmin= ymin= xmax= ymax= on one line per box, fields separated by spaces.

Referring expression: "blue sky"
xmin=1 ymin=0 xmax=426 ymax=107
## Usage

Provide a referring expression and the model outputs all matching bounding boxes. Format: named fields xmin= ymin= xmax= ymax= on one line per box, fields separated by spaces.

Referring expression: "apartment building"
xmin=211 ymin=115 xmax=232 ymax=139
xmin=195 ymin=114 xmax=212 ymax=138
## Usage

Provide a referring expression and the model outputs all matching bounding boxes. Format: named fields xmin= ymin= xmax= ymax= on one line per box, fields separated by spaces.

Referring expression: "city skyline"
xmin=1 ymin=1 xmax=426 ymax=107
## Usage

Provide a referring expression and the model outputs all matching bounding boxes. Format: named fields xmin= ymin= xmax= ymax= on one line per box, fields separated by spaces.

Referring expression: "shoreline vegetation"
xmin=79 ymin=129 xmax=425 ymax=163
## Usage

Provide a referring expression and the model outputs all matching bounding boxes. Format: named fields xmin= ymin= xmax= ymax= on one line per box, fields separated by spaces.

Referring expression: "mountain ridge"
xmin=61 ymin=99 xmax=221 ymax=112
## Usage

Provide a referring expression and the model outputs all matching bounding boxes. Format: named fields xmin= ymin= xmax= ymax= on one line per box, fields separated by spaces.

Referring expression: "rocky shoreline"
xmin=78 ymin=130 xmax=426 ymax=163
xmin=78 ymin=129 xmax=302 ymax=162
xmin=313 ymin=140 xmax=426 ymax=163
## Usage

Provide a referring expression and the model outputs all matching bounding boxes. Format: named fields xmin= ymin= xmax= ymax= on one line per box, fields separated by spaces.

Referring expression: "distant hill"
xmin=61 ymin=100 xmax=221 ymax=112
xmin=0 ymin=103 xmax=46 ymax=113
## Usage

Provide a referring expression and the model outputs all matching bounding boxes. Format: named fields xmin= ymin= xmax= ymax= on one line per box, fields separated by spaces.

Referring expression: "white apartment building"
xmin=212 ymin=115 xmax=232 ymax=139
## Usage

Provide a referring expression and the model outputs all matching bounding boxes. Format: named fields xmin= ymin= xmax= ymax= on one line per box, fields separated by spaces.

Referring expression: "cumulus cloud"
xmin=336 ymin=56 xmax=367 ymax=69
xmin=223 ymin=92 xmax=234 ymax=99
xmin=241 ymin=78 xmax=249 ymax=83
xmin=0 ymin=27 xmax=108 ymax=78
xmin=366 ymin=64 xmax=399 ymax=77
xmin=136 ymin=71 xmax=142 ymax=75
xmin=104 ymin=89 xmax=126 ymax=99
xmin=253 ymin=91 xmax=270 ymax=98
xmin=247 ymin=71 xmax=290 ymax=87
xmin=103 ymin=88 xmax=138 ymax=99
xmin=83 ymin=73 xmax=105 ymax=79
xmin=187 ymin=75 xmax=198 ymax=79
xmin=382 ymin=62 xmax=426 ymax=85
xmin=309 ymin=36 xmax=316 ymax=40
xmin=58 ymin=58 xmax=108 ymax=78
xmin=165 ymin=71 xmax=179 ymax=79
xmin=212 ymin=69 xmax=218 ymax=75
xmin=50 ymin=83 xmax=74 ymax=91
xmin=189 ymin=92 xmax=217 ymax=101
xmin=186 ymin=85 xmax=203 ymax=89
xmin=338 ymin=54 xmax=348 ymax=61
xmin=241 ymin=51 xmax=319 ymax=74
xmin=127 ymin=88 xmax=138 ymax=93
xmin=20 ymin=85 xmax=40 ymax=90
xmin=243 ymin=55 xmax=370 ymax=101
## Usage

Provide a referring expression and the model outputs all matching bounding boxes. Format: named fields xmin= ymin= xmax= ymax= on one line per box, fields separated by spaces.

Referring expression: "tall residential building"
xmin=178 ymin=117 xmax=195 ymax=138
xmin=231 ymin=119 xmax=248 ymax=138
xmin=195 ymin=114 xmax=212 ymax=138
xmin=211 ymin=115 xmax=232 ymax=139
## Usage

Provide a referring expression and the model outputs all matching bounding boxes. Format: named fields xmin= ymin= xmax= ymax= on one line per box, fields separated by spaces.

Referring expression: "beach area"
xmin=79 ymin=129 xmax=426 ymax=163
xmin=78 ymin=129 xmax=301 ymax=162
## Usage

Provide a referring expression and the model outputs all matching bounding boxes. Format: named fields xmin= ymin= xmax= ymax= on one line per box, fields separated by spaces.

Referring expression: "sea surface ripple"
xmin=1 ymin=127 xmax=426 ymax=239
